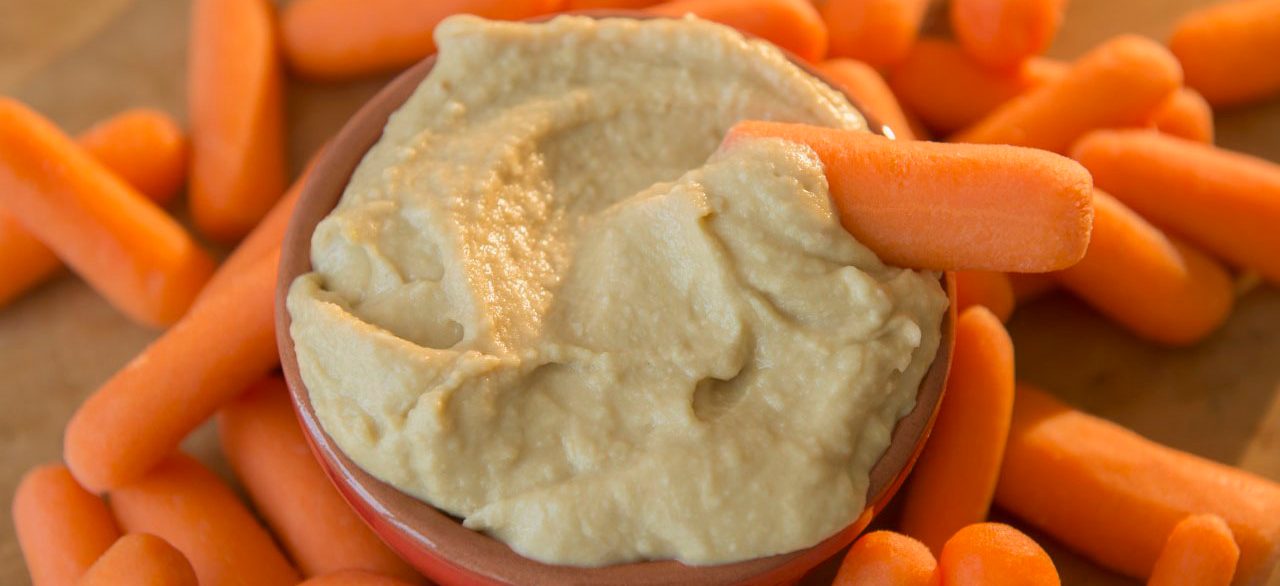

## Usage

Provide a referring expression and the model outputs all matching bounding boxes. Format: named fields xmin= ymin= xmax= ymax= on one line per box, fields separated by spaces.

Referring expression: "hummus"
xmin=287 ymin=14 xmax=947 ymax=566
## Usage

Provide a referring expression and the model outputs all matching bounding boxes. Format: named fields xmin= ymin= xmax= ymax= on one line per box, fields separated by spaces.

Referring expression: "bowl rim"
xmin=275 ymin=10 xmax=955 ymax=585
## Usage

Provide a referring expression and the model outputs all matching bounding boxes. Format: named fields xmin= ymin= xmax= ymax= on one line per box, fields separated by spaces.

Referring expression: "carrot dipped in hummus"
xmin=726 ymin=120 xmax=1094 ymax=272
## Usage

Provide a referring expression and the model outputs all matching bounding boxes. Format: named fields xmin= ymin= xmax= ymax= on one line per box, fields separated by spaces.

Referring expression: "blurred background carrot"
xmin=0 ymin=99 xmax=214 ymax=327
xmin=648 ymin=0 xmax=828 ymax=62
xmin=187 ymin=0 xmax=286 ymax=243
xmin=109 ymin=454 xmax=299 ymax=586
xmin=13 ymin=465 xmax=120 ymax=586
xmin=821 ymin=0 xmax=928 ymax=67
xmin=0 ymin=109 xmax=187 ymax=309
xmin=282 ymin=0 xmax=565 ymax=80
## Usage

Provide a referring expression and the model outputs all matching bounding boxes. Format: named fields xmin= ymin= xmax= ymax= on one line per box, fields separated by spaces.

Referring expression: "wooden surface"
xmin=1 ymin=1 xmax=1277 ymax=584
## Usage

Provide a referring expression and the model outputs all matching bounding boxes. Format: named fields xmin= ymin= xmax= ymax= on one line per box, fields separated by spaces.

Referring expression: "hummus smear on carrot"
xmin=287 ymin=14 xmax=947 ymax=566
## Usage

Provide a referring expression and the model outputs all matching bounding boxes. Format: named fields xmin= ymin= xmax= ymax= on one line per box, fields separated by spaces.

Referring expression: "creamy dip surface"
xmin=287 ymin=14 xmax=947 ymax=566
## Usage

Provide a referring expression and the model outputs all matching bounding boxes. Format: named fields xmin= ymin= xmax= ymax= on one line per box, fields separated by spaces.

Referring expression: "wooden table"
xmin=2 ymin=1 xmax=1277 ymax=584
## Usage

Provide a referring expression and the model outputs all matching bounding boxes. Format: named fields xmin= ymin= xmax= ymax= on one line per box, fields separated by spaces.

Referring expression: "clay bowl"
xmin=276 ymin=11 xmax=956 ymax=586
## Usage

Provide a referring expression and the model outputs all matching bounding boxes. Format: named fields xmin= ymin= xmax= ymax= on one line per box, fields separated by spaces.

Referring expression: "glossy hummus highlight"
xmin=287 ymin=14 xmax=947 ymax=567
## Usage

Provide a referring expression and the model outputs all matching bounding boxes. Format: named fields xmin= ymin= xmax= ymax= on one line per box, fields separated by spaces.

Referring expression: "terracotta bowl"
xmin=276 ymin=11 xmax=956 ymax=586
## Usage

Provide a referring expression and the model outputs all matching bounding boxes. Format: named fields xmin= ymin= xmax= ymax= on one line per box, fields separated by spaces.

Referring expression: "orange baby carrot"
xmin=0 ymin=215 xmax=62 ymax=309
xmin=900 ymin=306 xmax=1015 ymax=553
xmin=1147 ymin=88 xmax=1214 ymax=144
xmin=0 ymin=109 xmax=189 ymax=309
xmin=12 ymin=465 xmax=120 ymax=586
xmin=110 ymin=454 xmax=299 ymax=586
xmin=1023 ymin=55 xmax=1069 ymax=83
xmin=816 ymin=58 xmax=918 ymax=141
xmin=76 ymin=109 xmax=188 ymax=206
xmin=953 ymin=271 xmax=1015 ymax=322
xmin=78 ymin=534 xmax=197 ymax=586
xmin=300 ymin=570 xmax=420 ymax=586
xmin=952 ymin=35 xmax=1183 ymax=153
xmin=189 ymin=0 xmax=286 ymax=243
xmin=726 ymin=121 xmax=1093 ymax=272
xmin=1071 ymin=129 xmax=1280 ymax=284
xmin=1008 ymin=273 xmax=1057 ymax=303
xmin=1055 ymin=190 xmax=1234 ymax=345
xmin=832 ymin=531 xmax=938 ymax=586
xmin=648 ymin=0 xmax=827 ymax=63
xmin=65 ymin=248 xmax=281 ymax=492
xmin=938 ymin=523 xmax=1061 ymax=586
xmin=819 ymin=0 xmax=928 ymax=68
xmin=951 ymin=0 xmax=1066 ymax=71
xmin=0 ymin=98 xmax=214 ymax=327
xmin=1169 ymin=0 xmax=1280 ymax=107
xmin=997 ymin=383 xmax=1280 ymax=584
xmin=218 ymin=377 xmax=421 ymax=581
xmin=887 ymin=40 xmax=1065 ymax=134
xmin=281 ymin=0 xmax=563 ymax=80
xmin=971 ymin=58 xmax=1208 ymax=143
xmin=566 ymin=0 xmax=660 ymax=8
xmin=1148 ymin=514 xmax=1240 ymax=586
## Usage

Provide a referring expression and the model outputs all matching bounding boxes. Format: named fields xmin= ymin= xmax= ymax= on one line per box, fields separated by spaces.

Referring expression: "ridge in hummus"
xmin=287 ymin=14 xmax=947 ymax=567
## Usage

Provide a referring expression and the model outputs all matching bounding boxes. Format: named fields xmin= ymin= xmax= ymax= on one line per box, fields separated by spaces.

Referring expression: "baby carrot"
xmin=1055 ymin=190 xmax=1234 ymax=345
xmin=997 ymin=383 xmax=1280 ymax=584
xmin=0 ymin=98 xmax=214 ymax=327
xmin=281 ymin=0 xmax=563 ymax=80
xmin=78 ymin=534 xmax=197 ymax=586
xmin=928 ymin=55 xmax=1206 ymax=143
xmin=1008 ymin=273 xmax=1057 ymax=303
xmin=218 ymin=377 xmax=421 ymax=582
xmin=887 ymin=40 xmax=1065 ymax=134
xmin=726 ymin=121 xmax=1094 ymax=272
xmin=952 ymin=35 xmax=1183 ymax=153
xmin=953 ymin=271 xmax=1015 ymax=322
xmin=833 ymin=531 xmax=938 ymax=586
xmin=950 ymin=0 xmax=1066 ymax=71
xmin=1148 ymin=515 xmax=1240 ymax=586
xmin=1071 ymin=129 xmax=1280 ymax=284
xmin=76 ymin=109 xmax=188 ymax=206
xmin=64 ymin=248 xmax=281 ymax=492
xmin=648 ymin=0 xmax=828 ymax=63
xmin=819 ymin=0 xmax=928 ymax=68
xmin=300 ymin=570 xmax=420 ymax=586
xmin=1023 ymin=55 xmax=1069 ymax=84
xmin=1169 ymin=0 xmax=1280 ymax=107
xmin=0 ymin=109 xmax=189 ymax=309
xmin=900 ymin=306 xmax=1015 ymax=553
xmin=566 ymin=0 xmax=660 ymax=7
xmin=0 ymin=216 xmax=62 ymax=310
xmin=13 ymin=465 xmax=120 ymax=586
xmin=189 ymin=0 xmax=286 ymax=243
xmin=1146 ymin=88 xmax=1214 ymax=144
xmin=816 ymin=58 xmax=918 ymax=141
xmin=938 ymin=523 xmax=1061 ymax=586
xmin=109 ymin=454 xmax=299 ymax=586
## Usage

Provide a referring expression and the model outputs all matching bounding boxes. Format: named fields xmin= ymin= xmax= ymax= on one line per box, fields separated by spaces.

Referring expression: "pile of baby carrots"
xmin=4 ymin=0 xmax=1280 ymax=584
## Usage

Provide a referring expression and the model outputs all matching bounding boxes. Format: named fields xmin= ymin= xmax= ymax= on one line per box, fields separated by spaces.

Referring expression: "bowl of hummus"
xmin=277 ymin=12 xmax=955 ymax=585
